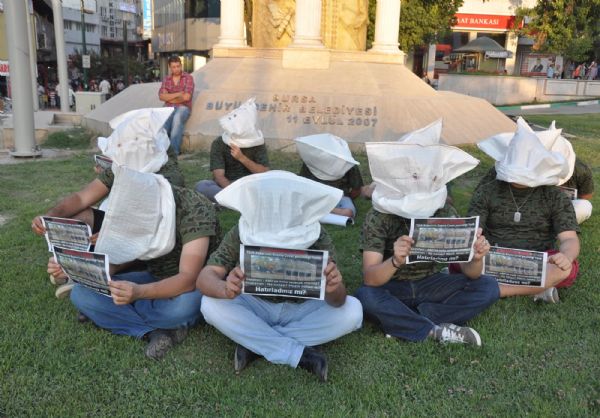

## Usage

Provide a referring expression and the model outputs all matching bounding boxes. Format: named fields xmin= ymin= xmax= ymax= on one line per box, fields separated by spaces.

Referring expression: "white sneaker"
xmin=55 ymin=281 xmax=75 ymax=299
xmin=533 ymin=287 xmax=559 ymax=304
xmin=433 ymin=323 xmax=482 ymax=347
xmin=49 ymin=274 xmax=68 ymax=286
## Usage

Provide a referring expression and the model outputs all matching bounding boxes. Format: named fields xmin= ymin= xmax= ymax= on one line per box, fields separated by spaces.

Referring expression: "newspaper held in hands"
xmin=320 ymin=213 xmax=354 ymax=227
xmin=42 ymin=216 xmax=92 ymax=252
xmin=407 ymin=216 xmax=479 ymax=264
xmin=484 ymin=246 xmax=547 ymax=287
xmin=94 ymin=154 xmax=113 ymax=171
xmin=53 ymin=247 xmax=112 ymax=296
xmin=240 ymin=245 xmax=328 ymax=300
xmin=558 ymin=186 xmax=578 ymax=200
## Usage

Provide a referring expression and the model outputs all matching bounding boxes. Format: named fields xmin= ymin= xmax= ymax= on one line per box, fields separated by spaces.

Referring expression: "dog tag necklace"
xmin=508 ymin=186 xmax=534 ymax=223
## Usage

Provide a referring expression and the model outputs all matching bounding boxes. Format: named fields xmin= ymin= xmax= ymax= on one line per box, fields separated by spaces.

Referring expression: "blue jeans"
xmin=336 ymin=196 xmax=356 ymax=217
xmin=164 ymin=105 xmax=191 ymax=155
xmin=194 ymin=179 xmax=223 ymax=203
xmin=201 ymin=295 xmax=363 ymax=367
xmin=70 ymin=271 xmax=203 ymax=338
xmin=355 ymin=273 xmax=499 ymax=342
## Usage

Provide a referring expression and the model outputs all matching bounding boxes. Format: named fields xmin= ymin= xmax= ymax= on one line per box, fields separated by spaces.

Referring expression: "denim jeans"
xmin=194 ymin=180 xmax=223 ymax=203
xmin=164 ymin=105 xmax=191 ymax=155
xmin=201 ymin=295 xmax=363 ymax=367
xmin=336 ymin=196 xmax=356 ymax=217
xmin=70 ymin=270 xmax=203 ymax=338
xmin=355 ymin=273 xmax=499 ymax=342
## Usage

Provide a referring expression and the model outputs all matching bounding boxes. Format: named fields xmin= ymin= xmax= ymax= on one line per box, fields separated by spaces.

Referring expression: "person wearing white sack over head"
xmin=474 ymin=118 xmax=593 ymax=224
xmin=296 ymin=133 xmax=364 ymax=221
xmin=33 ymin=108 xmax=185 ymax=296
xmin=355 ymin=143 xmax=499 ymax=347
xmin=196 ymin=171 xmax=363 ymax=382
xmin=469 ymin=119 xmax=581 ymax=303
xmin=195 ymin=98 xmax=269 ymax=202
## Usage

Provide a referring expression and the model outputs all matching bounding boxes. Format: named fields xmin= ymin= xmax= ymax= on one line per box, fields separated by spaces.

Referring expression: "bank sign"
xmin=454 ymin=13 xmax=521 ymax=31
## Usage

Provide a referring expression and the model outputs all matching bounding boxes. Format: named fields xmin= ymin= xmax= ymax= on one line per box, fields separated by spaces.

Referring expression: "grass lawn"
xmin=1 ymin=115 xmax=599 ymax=416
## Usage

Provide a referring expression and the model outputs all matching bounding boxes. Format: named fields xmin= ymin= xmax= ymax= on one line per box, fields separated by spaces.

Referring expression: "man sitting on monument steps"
xmin=195 ymin=98 xmax=269 ymax=202
xmin=31 ymin=108 xmax=185 ymax=257
xmin=468 ymin=120 xmax=581 ymax=304
xmin=295 ymin=133 xmax=364 ymax=222
xmin=197 ymin=171 xmax=363 ymax=382
xmin=355 ymin=142 xmax=499 ymax=347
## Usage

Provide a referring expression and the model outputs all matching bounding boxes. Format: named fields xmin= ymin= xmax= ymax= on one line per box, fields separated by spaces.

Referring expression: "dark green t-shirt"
xmin=299 ymin=163 xmax=364 ymax=197
xmin=467 ymin=180 xmax=579 ymax=251
xmin=360 ymin=204 xmax=458 ymax=281
xmin=209 ymin=137 xmax=269 ymax=182
xmin=561 ymin=158 xmax=594 ymax=196
xmin=147 ymin=186 xmax=222 ymax=279
xmin=97 ymin=146 xmax=185 ymax=189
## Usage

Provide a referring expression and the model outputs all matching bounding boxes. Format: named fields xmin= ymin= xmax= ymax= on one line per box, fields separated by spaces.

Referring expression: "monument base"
xmin=84 ymin=48 xmax=515 ymax=150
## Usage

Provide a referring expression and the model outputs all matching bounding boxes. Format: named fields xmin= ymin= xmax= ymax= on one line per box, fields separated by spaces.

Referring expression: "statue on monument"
xmin=251 ymin=0 xmax=368 ymax=51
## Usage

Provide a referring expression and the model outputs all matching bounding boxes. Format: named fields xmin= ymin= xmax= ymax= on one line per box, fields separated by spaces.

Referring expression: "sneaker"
xmin=433 ymin=323 xmax=482 ymax=347
xmin=533 ymin=287 xmax=560 ymax=304
xmin=55 ymin=282 xmax=75 ymax=299
xmin=169 ymin=327 xmax=189 ymax=345
xmin=49 ymin=274 xmax=68 ymax=286
xmin=144 ymin=330 xmax=174 ymax=360
xmin=298 ymin=347 xmax=328 ymax=382
xmin=77 ymin=311 xmax=90 ymax=323
xmin=234 ymin=344 xmax=260 ymax=374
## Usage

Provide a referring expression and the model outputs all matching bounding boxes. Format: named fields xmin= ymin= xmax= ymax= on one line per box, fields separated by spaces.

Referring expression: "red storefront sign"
xmin=454 ymin=13 xmax=521 ymax=31
xmin=0 ymin=61 xmax=9 ymax=77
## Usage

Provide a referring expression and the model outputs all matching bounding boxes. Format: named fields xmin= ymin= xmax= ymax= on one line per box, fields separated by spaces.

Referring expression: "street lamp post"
xmin=80 ymin=0 xmax=88 ymax=89
xmin=123 ymin=17 xmax=128 ymax=87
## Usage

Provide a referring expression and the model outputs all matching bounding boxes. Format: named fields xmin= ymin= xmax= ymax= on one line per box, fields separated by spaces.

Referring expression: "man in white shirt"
xmin=99 ymin=78 xmax=111 ymax=100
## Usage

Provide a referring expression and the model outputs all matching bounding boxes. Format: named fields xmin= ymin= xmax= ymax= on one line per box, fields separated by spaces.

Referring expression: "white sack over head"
xmin=219 ymin=97 xmax=264 ymax=148
xmin=95 ymin=165 xmax=176 ymax=264
xmin=397 ymin=118 xmax=443 ymax=145
xmin=295 ymin=133 xmax=359 ymax=181
xmin=215 ymin=171 xmax=342 ymax=249
xmin=478 ymin=116 xmax=575 ymax=185
xmin=495 ymin=127 xmax=569 ymax=187
xmin=97 ymin=107 xmax=173 ymax=173
xmin=366 ymin=143 xmax=479 ymax=218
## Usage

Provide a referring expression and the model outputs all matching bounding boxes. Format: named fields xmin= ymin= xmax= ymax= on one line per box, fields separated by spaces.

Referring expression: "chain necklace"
xmin=508 ymin=186 xmax=534 ymax=223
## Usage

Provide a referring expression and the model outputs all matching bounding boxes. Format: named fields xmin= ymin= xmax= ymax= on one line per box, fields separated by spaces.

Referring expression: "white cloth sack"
xmin=295 ymin=133 xmax=360 ymax=181
xmin=495 ymin=125 xmax=569 ymax=187
xmin=366 ymin=143 xmax=479 ymax=218
xmin=220 ymin=97 xmax=265 ymax=148
xmin=397 ymin=118 xmax=443 ymax=145
xmin=478 ymin=117 xmax=575 ymax=185
xmin=215 ymin=170 xmax=342 ymax=249
xmin=95 ymin=165 xmax=176 ymax=264
xmin=97 ymin=107 xmax=174 ymax=174
xmin=572 ymin=199 xmax=593 ymax=224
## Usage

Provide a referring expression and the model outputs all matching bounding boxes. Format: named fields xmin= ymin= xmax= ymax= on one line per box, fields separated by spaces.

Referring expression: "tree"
xmin=367 ymin=0 xmax=464 ymax=52
xmin=516 ymin=0 xmax=600 ymax=62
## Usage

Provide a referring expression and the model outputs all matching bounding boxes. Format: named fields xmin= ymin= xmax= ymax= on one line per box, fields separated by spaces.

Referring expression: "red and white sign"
xmin=0 ymin=61 xmax=9 ymax=77
xmin=454 ymin=14 xmax=521 ymax=31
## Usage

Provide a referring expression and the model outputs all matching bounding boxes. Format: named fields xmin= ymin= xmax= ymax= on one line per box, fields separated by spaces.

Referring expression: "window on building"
xmin=101 ymin=6 xmax=107 ymax=17
xmin=185 ymin=0 xmax=220 ymax=18
xmin=86 ymin=23 xmax=95 ymax=33
xmin=102 ymin=26 xmax=108 ymax=36
xmin=64 ymin=20 xmax=72 ymax=30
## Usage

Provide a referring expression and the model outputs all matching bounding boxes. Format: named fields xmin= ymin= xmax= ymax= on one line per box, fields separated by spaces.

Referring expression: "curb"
xmin=497 ymin=99 xmax=599 ymax=112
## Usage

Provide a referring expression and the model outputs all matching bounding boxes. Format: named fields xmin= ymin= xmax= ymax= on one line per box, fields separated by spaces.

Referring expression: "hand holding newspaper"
xmin=42 ymin=216 xmax=92 ymax=252
xmin=240 ymin=245 xmax=328 ymax=300
xmin=53 ymin=247 xmax=112 ymax=296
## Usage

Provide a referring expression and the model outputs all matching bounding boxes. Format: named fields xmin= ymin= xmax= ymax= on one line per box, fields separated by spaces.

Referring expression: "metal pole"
xmin=26 ymin=2 xmax=39 ymax=111
xmin=52 ymin=0 xmax=70 ymax=113
xmin=4 ymin=0 xmax=40 ymax=157
xmin=80 ymin=0 xmax=88 ymax=89
xmin=123 ymin=17 xmax=129 ymax=86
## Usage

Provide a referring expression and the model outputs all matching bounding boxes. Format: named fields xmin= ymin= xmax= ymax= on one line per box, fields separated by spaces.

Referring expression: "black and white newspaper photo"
xmin=240 ymin=245 xmax=328 ymax=300
xmin=558 ymin=186 xmax=578 ymax=200
xmin=484 ymin=246 xmax=548 ymax=287
xmin=407 ymin=216 xmax=479 ymax=264
xmin=53 ymin=247 xmax=112 ymax=296
xmin=42 ymin=216 xmax=92 ymax=252
xmin=94 ymin=154 xmax=113 ymax=171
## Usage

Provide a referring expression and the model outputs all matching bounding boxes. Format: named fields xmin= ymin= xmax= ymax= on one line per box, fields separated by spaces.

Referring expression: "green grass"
xmin=44 ymin=128 xmax=95 ymax=149
xmin=1 ymin=116 xmax=600 ymax=416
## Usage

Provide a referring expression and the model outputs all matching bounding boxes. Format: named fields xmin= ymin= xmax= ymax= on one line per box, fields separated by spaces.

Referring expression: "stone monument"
xmin=84 ymin=0 xmax=515 ymax=149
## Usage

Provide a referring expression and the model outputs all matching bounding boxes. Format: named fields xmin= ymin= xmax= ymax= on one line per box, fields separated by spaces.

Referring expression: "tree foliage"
xmin=516 ymin=0 xmax=600 ymax=62
xmin=367 ymin=0 xmax=463 ymax=51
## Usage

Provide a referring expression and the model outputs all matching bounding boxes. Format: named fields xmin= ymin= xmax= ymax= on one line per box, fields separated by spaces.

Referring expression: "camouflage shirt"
xmin=561 ymin=158 xmax=594 ymax=196
xmin=147 ymin=186 xmax=221 ymax=279
xmin=467 ymin=180 xmax=579 ymax=251
xmin=360 ymin=204 xmax=458 ymax=281
xmin=299 ymin=164 xmax=364 ymax=196
xmin=97 ymin=146 xmax=185 ymax=189
xmin=209 ymin=137 xmax=269 ymax=182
